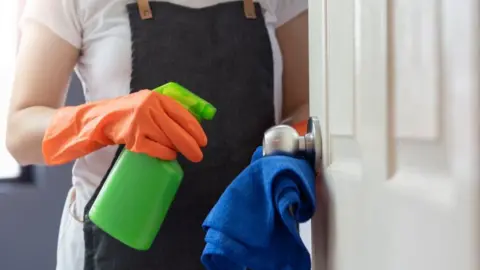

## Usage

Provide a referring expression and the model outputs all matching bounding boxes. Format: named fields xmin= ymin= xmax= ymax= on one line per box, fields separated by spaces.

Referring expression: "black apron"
xmin=83 ymin=1 xmax=275 ymax=269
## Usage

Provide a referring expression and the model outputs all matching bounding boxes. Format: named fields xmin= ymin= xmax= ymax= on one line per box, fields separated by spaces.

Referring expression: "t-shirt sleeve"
xmin=21 ymin=0 xmax=82 ymax=48
xmin=274 ymin=0 xmax=309 ymax=28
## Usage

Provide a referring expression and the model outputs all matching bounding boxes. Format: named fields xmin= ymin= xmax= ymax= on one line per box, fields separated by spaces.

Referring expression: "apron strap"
xmin=137 ymin=0 xmax=153 ymax=20
xmin=136 ymin=0 xmax=257 ymax=20
xmin=243 ymin=0 xmax=257 ymax=19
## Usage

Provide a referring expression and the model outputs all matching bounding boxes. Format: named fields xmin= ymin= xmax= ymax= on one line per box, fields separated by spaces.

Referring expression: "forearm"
xmin=277 ymin=11 xmax=309 ymax=128
xmin=281 ymin=103 xmax=309 ymax=125
xmin=6 ymin=106 xmax=58 ymax=165
xmin=7 ymin=22 xmax=79 ymax=165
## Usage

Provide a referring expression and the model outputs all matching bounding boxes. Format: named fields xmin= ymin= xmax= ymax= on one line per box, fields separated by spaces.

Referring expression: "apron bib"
xmin=83 ymin=1 xmax=274 ymax=269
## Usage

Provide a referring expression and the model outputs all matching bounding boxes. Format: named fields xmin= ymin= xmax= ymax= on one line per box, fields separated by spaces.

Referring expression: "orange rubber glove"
xmin=292 ymin=119 xmax=308 ymax=136
xmin=42 ymin=90 xmax=207 ymax=165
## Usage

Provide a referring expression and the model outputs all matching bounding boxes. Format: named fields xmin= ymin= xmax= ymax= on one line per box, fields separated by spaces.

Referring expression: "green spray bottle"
xmin=88 ymin=82 xmax=216 ymax=250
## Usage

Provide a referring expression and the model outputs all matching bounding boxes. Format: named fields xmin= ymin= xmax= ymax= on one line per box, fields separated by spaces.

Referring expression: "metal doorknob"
xmin=262 ymin=116 xmax=323 ymax=170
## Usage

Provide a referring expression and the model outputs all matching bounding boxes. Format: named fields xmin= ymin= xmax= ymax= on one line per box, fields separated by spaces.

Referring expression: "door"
xmin=303 ymin=0 xmax=480 ymax=269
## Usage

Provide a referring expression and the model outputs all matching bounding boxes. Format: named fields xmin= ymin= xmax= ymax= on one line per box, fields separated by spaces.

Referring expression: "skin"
xmin=6 ymin=11 xmax=309 ymax=166
xmin=7 ymin=22 xmax=79 ymax=165
xmin=277 ymin=11 xmax=309 ymax=125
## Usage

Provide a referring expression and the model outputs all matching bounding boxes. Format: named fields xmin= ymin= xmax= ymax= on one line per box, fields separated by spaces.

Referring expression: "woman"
xmin=7 ymin=0 xmax=309 ymax=269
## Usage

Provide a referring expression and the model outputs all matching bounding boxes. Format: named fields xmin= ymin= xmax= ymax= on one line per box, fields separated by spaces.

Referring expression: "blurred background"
xmin=0 ymin=76 xmax=84 ymax=270
xmin=0 ymin=1 xmax=75 ymax=269
xmin=0 ymin=5 xmax=84 ymax=268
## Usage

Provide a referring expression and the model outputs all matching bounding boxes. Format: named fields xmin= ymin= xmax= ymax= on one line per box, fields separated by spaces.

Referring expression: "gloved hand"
xmin=42 ymin=90 xmax=207 ymax=165
xmin=201 ymin=146 xmax=316 ymax=270
xmin=292 ymin=119 xmax=307 ymax=136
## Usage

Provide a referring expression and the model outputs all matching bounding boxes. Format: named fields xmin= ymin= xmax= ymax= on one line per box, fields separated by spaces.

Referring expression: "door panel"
xmin=306 ymin=0 xmax=480 ymax=269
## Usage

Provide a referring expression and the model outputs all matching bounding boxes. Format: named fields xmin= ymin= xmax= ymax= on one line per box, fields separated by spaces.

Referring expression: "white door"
xmin=302 ymin=0 xmax=480 ymax=269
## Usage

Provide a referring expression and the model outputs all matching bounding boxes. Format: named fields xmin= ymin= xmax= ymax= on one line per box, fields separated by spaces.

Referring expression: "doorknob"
xmin=262 ymin=116 xmax=323 ymax=171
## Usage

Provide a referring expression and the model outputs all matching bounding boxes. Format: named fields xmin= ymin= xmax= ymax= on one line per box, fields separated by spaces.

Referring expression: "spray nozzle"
xmin=153 ymin=82 xmax=217 ymax=121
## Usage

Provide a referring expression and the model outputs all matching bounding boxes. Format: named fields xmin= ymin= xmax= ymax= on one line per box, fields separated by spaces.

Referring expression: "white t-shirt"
xmin=22 ymin=0 xmax=308 ymax=269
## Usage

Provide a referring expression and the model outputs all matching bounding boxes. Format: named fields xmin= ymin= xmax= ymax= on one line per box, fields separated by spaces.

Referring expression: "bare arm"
xmin=6 ymin=22 xmax=79 ymax=165
xmin=276 ymin=11 xmax=309 ymax=124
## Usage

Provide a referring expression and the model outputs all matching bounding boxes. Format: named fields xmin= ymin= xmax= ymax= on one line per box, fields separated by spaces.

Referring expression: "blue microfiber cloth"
xmin=201 ymin=147 xmax=316 ymax=270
